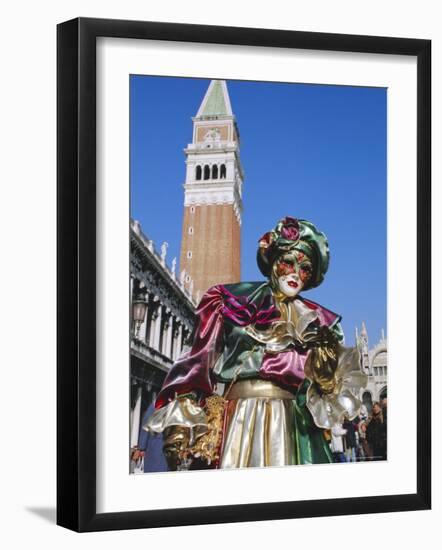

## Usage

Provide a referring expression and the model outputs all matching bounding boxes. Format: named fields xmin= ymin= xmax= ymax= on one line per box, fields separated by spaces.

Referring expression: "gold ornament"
xmin=183 ymin=394 xmax=227 ymax=465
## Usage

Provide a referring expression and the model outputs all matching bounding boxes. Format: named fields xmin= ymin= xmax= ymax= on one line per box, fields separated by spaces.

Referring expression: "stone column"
xmin=227 ymin=158 xmax=235 ymax=180
xmin=130 ymin=385 xmax=142 ymax=448
xmin=145 ymin=296 xmax=156 ymax=346
xmin=148 ymin=300 xmax=159 ymax=350
xmin=130 ymin=276 xmax=135 ymax=335
xmin=165 ymin=313 xmax=173 ymax=358
xmin=130 ymin=275 xmax=134 ymax=308
xmin=148 ymin=310 xmax=156 ymax=349
xmin=172 ymin=322 xmax=180 ymax=361
xmin=144 ymin=310 xmax=151 ymax=346
xmin=174 ymin=321 xmax=183 ymax=361
xmin=153 ymin=304 xmax=163 ymax=351
xmin=178 ymin=325 xmax=187 ymax=354
xmin=138 ymin=291 xmax=148 ymax=342
xmin=161 ymin=314 xmax=169 ymax=356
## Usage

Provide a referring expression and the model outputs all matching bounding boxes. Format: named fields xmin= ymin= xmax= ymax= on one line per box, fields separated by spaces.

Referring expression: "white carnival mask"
xmin=277 ymin=273 xmax=304 ymax=298
xmin=274 ymin=250 xmax=313 ymax=299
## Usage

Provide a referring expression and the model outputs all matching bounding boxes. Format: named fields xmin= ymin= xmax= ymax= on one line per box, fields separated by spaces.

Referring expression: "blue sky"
xmin=130 ymin=76 xmax=387 ymax=347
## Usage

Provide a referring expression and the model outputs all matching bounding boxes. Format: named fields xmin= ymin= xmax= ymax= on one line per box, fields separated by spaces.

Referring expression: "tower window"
xmin=185 ymin=275 xmax=191 ymax=283
xmin=212 ymin=164 xmax=218 ymax=179
xmin=195 ymin=165 xmax=202 ymax=180
xmin=204 ymin=165 xmax=210 ymax=180
xmin=187 ymin=251 xmax=192 ymax=259
xmin=188 ymin=226 xmax=194 ymax=235
xmin=220 ymin=164 xmax=226 ymax=178
xmin=190 ymin=206 xmax=195 ymax=214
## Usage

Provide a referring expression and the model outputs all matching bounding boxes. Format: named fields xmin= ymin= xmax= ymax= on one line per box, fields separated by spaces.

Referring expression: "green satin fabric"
xmin=293 ymin=380 xmax=333 ymax=464
xmin=213 ymin=325 xmax=264 ymax=382
xmin=213 ymin=282 xmax=268 ymax=381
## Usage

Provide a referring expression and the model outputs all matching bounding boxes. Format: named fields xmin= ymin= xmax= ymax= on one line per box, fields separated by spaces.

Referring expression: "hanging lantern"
xmin=132 ymin=291 xmax=148 ymax=339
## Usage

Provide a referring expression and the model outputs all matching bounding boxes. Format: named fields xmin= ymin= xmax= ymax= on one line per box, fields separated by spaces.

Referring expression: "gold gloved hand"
xmin=305 ymin=326 xmax=340 ymax=394
xmin=163 ymin=425 xmax=191 ymax=471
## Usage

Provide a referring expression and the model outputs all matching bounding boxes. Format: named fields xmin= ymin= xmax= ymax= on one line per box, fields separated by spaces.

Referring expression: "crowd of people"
xmin=326 ymin=398 xmax=387 ymax=463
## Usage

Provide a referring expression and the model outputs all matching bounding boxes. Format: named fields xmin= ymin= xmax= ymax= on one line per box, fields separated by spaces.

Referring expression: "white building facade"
xmin=129 ymin=219 xmax=197 ymax=455
xmin=356 ymin=321 xmax=388 ymax=413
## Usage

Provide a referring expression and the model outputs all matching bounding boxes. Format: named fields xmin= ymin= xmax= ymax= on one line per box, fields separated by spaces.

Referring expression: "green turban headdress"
xmin=257 ymin=216 xmax=330 ymax=290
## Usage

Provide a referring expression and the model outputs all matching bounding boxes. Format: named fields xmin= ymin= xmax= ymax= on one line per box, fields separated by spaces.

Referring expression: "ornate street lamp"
xmin=132 ymin=289 xmax=148 ymax=339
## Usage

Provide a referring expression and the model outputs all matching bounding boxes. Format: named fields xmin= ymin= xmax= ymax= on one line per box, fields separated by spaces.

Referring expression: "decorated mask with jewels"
xmin=273 ymin=250 xmax=313 ymax=298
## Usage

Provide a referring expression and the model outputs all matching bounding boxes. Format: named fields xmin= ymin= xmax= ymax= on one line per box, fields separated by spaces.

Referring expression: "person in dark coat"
xmin=381 ymin=397 xmax=388 ymax=429
xmin=343 ymin=415 xmax=357 ymax=462
xmin=366 ymin=402 xmax=387 ymax=461
xmin=138 ymin=402 xmax=168 ymax=473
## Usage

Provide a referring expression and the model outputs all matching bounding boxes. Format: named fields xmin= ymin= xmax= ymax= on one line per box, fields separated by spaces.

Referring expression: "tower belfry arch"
xmin=179 ymin=80 xmax=244 ymax=301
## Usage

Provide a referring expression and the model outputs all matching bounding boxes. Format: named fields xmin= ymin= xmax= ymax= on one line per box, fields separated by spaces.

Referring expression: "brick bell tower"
xmin=179 ymin=80 xmax=244 ymax=303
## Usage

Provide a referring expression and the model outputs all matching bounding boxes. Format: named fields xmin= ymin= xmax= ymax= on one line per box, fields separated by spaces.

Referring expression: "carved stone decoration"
xmin=160 ymin=241 xmax=168 ymax=263
xmin=130 ymin=223 xmax=195 ymax=343
xmin=133 ymin=219 xmax=142 ymax=235
xmin=203 ymin=127 xmax=221 ymax=142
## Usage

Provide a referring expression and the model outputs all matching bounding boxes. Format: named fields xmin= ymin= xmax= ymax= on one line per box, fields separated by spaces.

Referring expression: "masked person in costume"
xmin=145 ymin=217 xmax=367 ymax=470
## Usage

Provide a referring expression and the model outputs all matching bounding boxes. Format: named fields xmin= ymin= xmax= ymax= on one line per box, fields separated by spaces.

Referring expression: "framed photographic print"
xmin=57 ymin=17 xmax=431 ymax=532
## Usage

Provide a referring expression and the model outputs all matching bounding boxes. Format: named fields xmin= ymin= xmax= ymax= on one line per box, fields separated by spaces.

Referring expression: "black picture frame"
xmin=57 ymin=17 xmax=431 ymax=532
